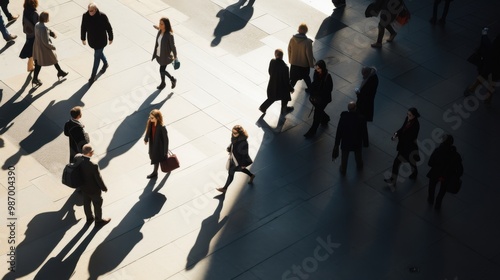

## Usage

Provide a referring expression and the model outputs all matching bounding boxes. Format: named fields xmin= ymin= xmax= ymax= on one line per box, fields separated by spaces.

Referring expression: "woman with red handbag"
xmin=144 ymin=109 xmax=169 ymax=179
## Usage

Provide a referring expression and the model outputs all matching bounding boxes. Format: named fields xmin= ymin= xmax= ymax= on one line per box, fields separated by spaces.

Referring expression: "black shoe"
xmin=259 ymin=106 xmax=266 ymax=114
xmin=5 ymin=34 xmax=17 ymax=42
xmin=171 ymin=77 xmax=177 ymax=89
xmin=95 ymin=218 xmax=111 ymax=226
xmin=88 ymin=76 xmax=96 ymax=85
xmin=100 ymin=63 xmax=108 ymax=74
xmin=86 ymin=217 xmax=95 ymax=224
xmin=57 ymin=71 xmax=68 ymax=80
xmin=32 ymin=79 xmax=42 ymax=88
xmin=8 ymin=15 xmax=19 ymax=23
xmin=147 ymin=173 xmax=158 ymax=179
xmin=157 ymin=82 xmax=166 ymax=90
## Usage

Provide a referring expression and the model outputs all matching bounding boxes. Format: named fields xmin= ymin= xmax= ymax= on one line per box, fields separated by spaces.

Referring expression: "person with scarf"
xmin=304 ymin=60 xmax=333 ymax=138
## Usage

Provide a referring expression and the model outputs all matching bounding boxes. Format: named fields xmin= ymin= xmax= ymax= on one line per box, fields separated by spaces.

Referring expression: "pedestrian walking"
xmin=0 ymin=0 xmax=18 ymax=23
xmin=371 ymin=0 xmax=403 ymax=48
xmin=75 ymin=144 xmax=111 ymax=226
xmin=427 ymin=134 xmax=463 ymax=209
xmin=332 ymin=0 xmax=346 ymax=9
xmin=288 ymin=23 xmax=315 ymax=92
xmin=0 ymin=10 xmax=17 ymax=42
xmin=152 ymin=17 xmax=177 ymax=90
xmin=384 ymin=107 xmax=421 ymax=191
xmin=259 ymin=49 xmax=294 ymax=114
xmin=216 ymin=125 xmax=255 ymax=193
xmin=81 ymin=2 xmax=113 ymax=84
xmin=143 ymin=109 xmax=169 ymax=179
xmin=430 ymin=0 xmax=453 ymax=25
xmin=355 ymin=66 xmax=378 ymax=122
xmin=304 ymin=60 xmax=333 ymax=138
xmin=19 ymin=0 xmax=39 ymax=72
xmin=32 ymin=11 xmax=69 ymax=88
xmin=64 ymin=106 xmax=89 ymax=163
xmin=332 ymin=102 xmax=368 ymax=175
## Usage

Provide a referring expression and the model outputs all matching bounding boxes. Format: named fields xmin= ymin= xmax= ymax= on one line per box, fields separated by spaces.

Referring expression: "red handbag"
xmin=160 ymin=150 xmax=180 ymax=173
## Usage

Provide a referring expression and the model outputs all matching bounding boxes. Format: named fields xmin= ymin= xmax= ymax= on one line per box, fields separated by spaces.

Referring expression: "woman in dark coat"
xmin=356 ymin=66 xmax=378 ymax=122
xmin=304 ymin=59 xmax=333 ymax=138
xmin=144 ymin=109 xmax=169 ymax=179
xmin=19 ymin=0 xmax=39 ymax=72
xmin=216 ymin=125 xmax=255 ymax=193
xmin=259 ymin=48 xmax=294 ymax=114
xmin=427 ymin=134 xmax=463 ymax=209
xmin=384 ymin=107 xmax=421 ymax=190
xmin=32 ymin=11 xmax=68 ymax=87
xmin=152 ymin=17 xmax=177 ymax=90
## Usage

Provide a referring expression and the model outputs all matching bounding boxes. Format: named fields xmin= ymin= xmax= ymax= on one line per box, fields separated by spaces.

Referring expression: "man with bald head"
xmin=332 ymin=102 xmax=368 ymax=175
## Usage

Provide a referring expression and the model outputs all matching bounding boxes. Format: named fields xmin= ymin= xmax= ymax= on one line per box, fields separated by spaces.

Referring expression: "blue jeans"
xmin=91 ymin=48 xmax=107 ymax=78
xmin=0 ymin=12 xmax=10 ymax=40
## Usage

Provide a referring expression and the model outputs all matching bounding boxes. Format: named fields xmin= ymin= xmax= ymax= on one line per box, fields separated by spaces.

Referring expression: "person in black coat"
xmin=217 ymin=125 xmax=255 ymax=193
xmin=356 ymin=66 xmax=378 ymax=122
xmin=259 ymin=49 xmax=294 ymax=114
xmin=332 ymin=102 xmax=368 ymax=175
xmin=75 ymin=144 xmax=110 ymax=225
xmin=63 ymin=106 xmax=89 ymax=163
xmin=427 ymin=134 xmax=463 ymax=209
xmin=152 ymin=17 xmax=177 ymax=90
xmin=304 ymin=59 xmax=333 ymax=138
xmin=384 ymin=107 xmax=421 ymax=190
xmin=81 ymin=2 xmax=113 ymax=83
xmin=19 ymin=0 xmax=39 ymax=72
xmin=144 ymin=109 xmax=169 ymax=179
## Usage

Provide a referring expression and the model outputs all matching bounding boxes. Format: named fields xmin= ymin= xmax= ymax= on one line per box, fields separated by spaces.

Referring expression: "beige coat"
xmin=33 ymin=22 xmax=58 ymax=66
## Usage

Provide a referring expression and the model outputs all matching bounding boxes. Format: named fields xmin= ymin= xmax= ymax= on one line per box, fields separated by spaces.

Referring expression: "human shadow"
xmin=87 ymin=177 xmax=167 ymax=279
xmin=315 ymin=8 xmax=348 ymax=40
xmin=98 ymin=91 xmax=172 ymax=169
xmin=1 ymin=84 xmax=89 ymax=169
xmin=211 ymin=0 xmax=255 ymax=47
xmin=1 ymin=191 xmax=82 ymax=280
xmin=185 ymin=194 xmax=227 ymax=270
xmin=33 ymin=223 xmax=101 ymax=280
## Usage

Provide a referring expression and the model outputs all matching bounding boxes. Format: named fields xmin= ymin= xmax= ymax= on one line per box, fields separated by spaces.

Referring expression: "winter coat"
xmin=81 ymin=9 xmax=113 ymax=49
xmin=334 ymin=111 xmax=368 ymax=151
xmin=75 ymin=155 xmax=107 ymax=195
xmin=152 ymin=31 xmax=177 ymax=66
xmin=144 ymin=123 xmax=169 ymax=164
xmin=22 ymin=7 xmax=39 ymax=38
xmin=427 ymin=145 xmax=463 ymax=180
xmin=266 ymin=58 xmax=293 ymax=101
xmin=395 ymin=117 xmax=419 ymax=160
xmin=33 ymin=22 xmax=58 ymax=66
xmin=288 ymin=33 xmax=315 ymax=68
xmin=64 ymin=119 xmax=89 ymax=161
xmin=356 ymin=70 xmax=378 ymax=122
xmin=309 ymin=71 xmax=333 ymax=107
xmin=229 ymin=138 xmax=253 ymax=167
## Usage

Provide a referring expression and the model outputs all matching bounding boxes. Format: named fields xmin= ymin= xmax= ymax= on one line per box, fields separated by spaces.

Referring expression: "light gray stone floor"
xmin=1 ymin=0 xmax=500 ymax=279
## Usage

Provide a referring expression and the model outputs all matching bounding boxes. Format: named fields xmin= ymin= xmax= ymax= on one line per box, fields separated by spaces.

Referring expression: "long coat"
xmin=33 ymin=22 xmax=58 ymax=66
xmin=144 ymin=123 xmax=169 ymax=164
xmin=356 ymin=73 xmax=378 ymax=122
xmin=310 ymin=71 xmax=333 ymax=108
xmin=395 ymin=117 xmax=419 ymax=160
xmin=80 ymin=9 xmax=113 ymax=49
xmin=75 ymin=155 xmax=107 ymax=195
xmin=152 ymin=31 xmax=177 ymax=66
xmin=427 ymin=145 xmax=463 ymax=180
xmin=64 ymin=119 xmax=89 ymax=162
xmin=229 ymin=138 xmax=253 ymax=167
xmin=266 ymin=58 xmax=293 ymax=101
xmin=334 ymin=111 xmax=368 ymax=151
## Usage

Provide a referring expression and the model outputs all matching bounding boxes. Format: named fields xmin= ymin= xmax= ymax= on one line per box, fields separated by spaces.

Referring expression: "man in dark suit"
xmin=332 ymin=102 xmax=368 ymax=175
xmin=259 ymin=49 xmax=294 ymax=114
xmin=64 ymin=106 xmax=89 ymax=163
xmin=75 ymin=144 xmax=110 ymax=225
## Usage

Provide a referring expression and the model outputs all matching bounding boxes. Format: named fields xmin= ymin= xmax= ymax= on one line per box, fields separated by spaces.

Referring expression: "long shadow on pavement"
xmin=211 ymin=0 xmax=255 ymax=46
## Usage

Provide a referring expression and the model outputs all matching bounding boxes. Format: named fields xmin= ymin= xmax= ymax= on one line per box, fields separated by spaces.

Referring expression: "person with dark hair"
xmin=19 ymin=0 xmax=39 ymax=72
xmin=288 ymin=23 xmax=315 ymax=92
xmin=384 ymin=107 xmax=421 ymax=191
xmin=356 ymin=66 xmax=378 ymax=122
xmin=64 ymin=106 xmax=89 ymax=163
xmin=371 ymin=0 xmax=402 ymax=48
xmin=152 ymin=17 xmax=177 ymax=90
xmin=75 ymin=144 xmax=110 ymax=226
xmin=0 ymin=0 xmax=18 ymax=23
xmin=144 ymin=109 xmax=169 ymax=179
xmin=216 ymin=125 xmax=255 ymax=193
xmin=430 ymin=0 xmax=453 ymax=25
xmin=304 ymin=59 xmax=333 ymax=138
xmin=332 ymin=0 xmax=346 ymax=9
xmin=332 ymin=102 xmax=368 ymax=175
xmin=1 ymin=10 xmax=17 ymax=42
xmin=81 ymin=2 xmax=113 ymax=84
xmin=259 ymin=49 xmax=294 ymax=114
xmin=32 ymin=11 xmax=68 ymax=88
xmin=427 ymin=134 xmax=463 ymax=209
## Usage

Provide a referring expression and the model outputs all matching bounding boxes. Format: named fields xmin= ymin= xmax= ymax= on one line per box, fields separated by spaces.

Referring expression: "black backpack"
xmin=61 ymin=157 xmax=84 ymax=188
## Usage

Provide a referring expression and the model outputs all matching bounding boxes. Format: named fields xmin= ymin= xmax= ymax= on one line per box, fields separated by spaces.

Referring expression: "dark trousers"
xmin=390 ymin=153 xmax=417 ymax=180
xmin=223 ymin=164 xmax=253 ymax=189
xmin=432 ymin=0 xmax=452 ymax=20
xmin=306 ymin=104 xmax=329 ymax=135
xmin=159 ymin=65 xmax=173 ymax=84
xmin=340 ymin=148 xmax=363 ymax=173
xmin=33 ymin=61 xmax=63 ymax=80
xmin=376 ymin=22 xmax=396 ymax=43
xmin=428 ymin=178 xmax=446 ymax=207
xmin=83 ymin=192 xmax=103 ymax=221
xmin=259 ymin=98 xmax=288 ymax=111
xmin=0 ymin=0 xmax=13 ymax=20
xmin=290 ymin=65 xmax=312 ymax=89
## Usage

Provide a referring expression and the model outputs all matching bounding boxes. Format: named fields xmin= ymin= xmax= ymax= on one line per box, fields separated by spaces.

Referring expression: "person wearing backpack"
xmin=427 ymin=134 xmax=463 ymax=210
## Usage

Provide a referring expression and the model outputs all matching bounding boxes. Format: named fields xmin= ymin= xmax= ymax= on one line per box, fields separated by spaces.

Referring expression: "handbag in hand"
xmin=173 ymin=59 xmax=180 ymax=70
xmin=160 ymin=150 xmax=180 ymax=173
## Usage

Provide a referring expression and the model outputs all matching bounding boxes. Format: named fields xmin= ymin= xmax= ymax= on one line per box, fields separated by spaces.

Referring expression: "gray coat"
xmin=33 ymin=22 xmax=58 ymax=66
xmin=151 ymin=31 xmax=177 ymax=66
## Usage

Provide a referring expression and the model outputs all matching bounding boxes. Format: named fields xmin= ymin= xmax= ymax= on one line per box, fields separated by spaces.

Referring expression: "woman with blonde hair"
xmin=144 ymin=109 xmax=169 ymax=179
xmin=217 ymin=125 xmax=255 ymax=193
